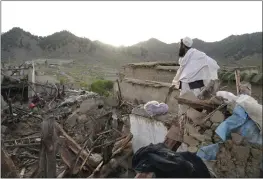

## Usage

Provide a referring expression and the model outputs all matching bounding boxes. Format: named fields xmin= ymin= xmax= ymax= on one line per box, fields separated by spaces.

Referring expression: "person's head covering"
xmin=182 ymin=37 xmax=193 ymax=48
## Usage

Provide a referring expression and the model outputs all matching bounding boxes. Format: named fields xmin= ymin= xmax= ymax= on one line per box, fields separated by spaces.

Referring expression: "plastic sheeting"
xmin=197 ymin=105 xmax=262 ymax=160
xmin=197 ymin=143 xmax=220 ymax=161
xmin=215 ymin=105 xmax=262 ymax=145
xmin=216 ymin=91 xmax=262 ymax=130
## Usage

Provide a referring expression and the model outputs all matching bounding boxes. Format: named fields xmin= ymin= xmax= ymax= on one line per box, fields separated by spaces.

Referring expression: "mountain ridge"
xmin=1 ymin=27 xmax=262 ymax=68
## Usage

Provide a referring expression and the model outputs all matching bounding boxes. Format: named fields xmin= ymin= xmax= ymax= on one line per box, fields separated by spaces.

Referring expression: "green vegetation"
xmin=90 ymin=80 xmax=114 ymax=97
xmin=58 ymin=76 xmax=69 ymax=85
xmin=219 ymin=71 xmax=262 ymax=85
xmin=79 ymin=81 xmax=89 ymax=90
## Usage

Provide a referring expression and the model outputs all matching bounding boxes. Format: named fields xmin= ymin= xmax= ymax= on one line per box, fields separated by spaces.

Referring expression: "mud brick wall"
xmin=122 ymin=65 xmax=179 ymax=83
xmin=114 ymin=78 xmax=180 ymax=113
xmin=181 ymin=106 xmax=262 ymax=178
xmin=182 ymin=110 xmax=224 ymax=153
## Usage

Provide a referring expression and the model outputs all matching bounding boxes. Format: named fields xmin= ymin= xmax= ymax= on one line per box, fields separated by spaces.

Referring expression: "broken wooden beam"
xmin=1 ymin=147 xmax=19 ymax=178
xmin=55 ymin=122 xmax=102 ymax=168
xmin=174 ymin=96 xmax=219 ymax=109
xmin=235 ymin=69 xmax=241 ymax=95
xmin=97 ymin=149 xmax=133 ymax=178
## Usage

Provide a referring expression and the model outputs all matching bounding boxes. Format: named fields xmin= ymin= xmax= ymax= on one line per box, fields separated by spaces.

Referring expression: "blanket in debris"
xmin=132 ymin=143 xmax=210 ymax=178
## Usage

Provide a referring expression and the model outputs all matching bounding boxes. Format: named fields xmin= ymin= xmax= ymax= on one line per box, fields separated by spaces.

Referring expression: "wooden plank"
xmin=55 ymin=122 xmax=102 ymax=168
xmin=1 ymin=148 xmax=19 ymax=178
xmin=174 ymin=96 xmax=219 ymax=109
xmin=235 ymin=69 xmax=241 ymax=95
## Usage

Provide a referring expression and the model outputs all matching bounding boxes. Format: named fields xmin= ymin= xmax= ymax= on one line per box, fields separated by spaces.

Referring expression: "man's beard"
xmin=179 ymin=47 xmax=186 ymax=57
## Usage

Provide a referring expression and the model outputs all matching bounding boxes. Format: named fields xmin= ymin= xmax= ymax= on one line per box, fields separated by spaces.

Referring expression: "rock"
xmin=186 ymin=108 xmax=206 ymax=125
xmin=211 ymin=123 xmax=220 ymax=130
xmin=231 ymin=133 xmax=244 ymax=145
xmin=236 ymin=165 xmax=246 ymax=177
xmin=213 ymin=134 xmax=222 ymax=143
xmin=78 ymin=114 xmax=88 ymax=124
xmin=185 ymin=123 xmax=207 ymax=142
xmin=79 ymin=98 xmax=104 ymax=114
xmin=210 ymin=111 xmax=225 ymax=123
xmin=183 ymin=135 xmax=199 ymax=146
xmin=90 ymin=153 xmax=103 ymax=164
xmin=188 ymin=146 xmax=198 ymax=153
xmin=75 ymin=135 xmax=85 ymax=143
xmin=251 ymin=148 xmax=262 ymax=159
xmin=1 ymin=95 xmax=7 ymax=109
xmin=192 ymin=133 xmax=207 ymax=142
xmin=176 ymin=143 xmax=188 ymax=152
xmin=185 ymin=123 xmax=199 ymax=135
xmin=63 ymin=107 xmax=72 ymax=114
xmin=250 ymin=158 xmax=262 ymax=165
xmin=204 ymin=129 xmax=213 ymax=136
xmin=65 ymin=112 xmax=78 ymax=128
xmin=203 ymin=129 xmax=213 ymax=141
xmin=1 ymin=125 xmax=8 ymax=134
xmin=104 ymin=96 xmax=119 ymax=107
xmin=122 ymin=124 xmax=130 ymax=135
xmin=201 ymin=141 xmax=213 ymax=147
xmin=204 ymin=120 xmax=212 ymax=128
xmin=231 ymin=145 xmax=250 ymax=165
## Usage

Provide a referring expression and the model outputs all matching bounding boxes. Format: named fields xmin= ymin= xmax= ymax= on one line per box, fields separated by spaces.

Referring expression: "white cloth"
xmin=216 ymin=91 xmax=262 ymax=131
xmin=172 ymin=48 xmax=220 ymax=86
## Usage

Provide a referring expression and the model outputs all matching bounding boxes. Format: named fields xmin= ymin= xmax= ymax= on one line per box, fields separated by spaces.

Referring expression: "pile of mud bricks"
xmin=182 ymin=107 xmax=262 ymax=177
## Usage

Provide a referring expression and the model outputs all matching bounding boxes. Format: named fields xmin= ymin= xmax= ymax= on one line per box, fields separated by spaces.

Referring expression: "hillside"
xmin=1 ymin=27 xmax=262 ymax=67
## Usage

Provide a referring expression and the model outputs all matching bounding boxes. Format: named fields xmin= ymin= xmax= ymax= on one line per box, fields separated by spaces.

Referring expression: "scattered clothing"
xmin=216 ymin=91 xmax=238 ymax=104
xmin=216 ymin=91 xmax=262 ymax=131
xmin=143 ymin=101 xmax=169 ymax=117
xmin=197 ymin=143 xmax=220 ymax=161
xmin=215 ymin=105 xmax=262 ymax=145
xmin=235 ymin=94 xmax=262 ymax=131
xmin=29 ymin=103 xmax=36 ymax=109
xmin=132 ymin=143 xmax=210 ymax=178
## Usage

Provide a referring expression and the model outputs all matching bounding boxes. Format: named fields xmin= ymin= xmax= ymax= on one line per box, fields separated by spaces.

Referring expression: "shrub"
xmin=251 ymin=73 xmax=262 ymax=84
xmin=80 ymin=81 xmax=89 ymax=89
xmin=90 ymin=80 xmax=114 ymax=96
xmin=59 ymin=76 xmax=69 ymax=85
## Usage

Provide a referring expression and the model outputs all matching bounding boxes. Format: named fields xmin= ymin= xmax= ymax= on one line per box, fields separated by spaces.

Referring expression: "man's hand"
xmin=169 ymin=85 xmax=175 ymax=93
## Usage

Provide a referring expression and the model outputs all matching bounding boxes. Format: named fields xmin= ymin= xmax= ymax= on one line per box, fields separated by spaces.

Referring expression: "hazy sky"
xmin=1 ymin=1 xmax=262 ymax=46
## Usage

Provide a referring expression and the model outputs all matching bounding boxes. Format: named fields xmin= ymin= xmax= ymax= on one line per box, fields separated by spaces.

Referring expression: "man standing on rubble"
xmin=170 ymin=37 xmax=220 ymax=114
xmin=171 ymin=37 xmax=220 ymax=97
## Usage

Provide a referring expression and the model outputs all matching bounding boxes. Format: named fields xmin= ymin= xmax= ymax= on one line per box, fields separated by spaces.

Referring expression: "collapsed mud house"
xmin=114 ymin=61 xmax=262 ymax=178
xmin=1 ymin=63 xmax=36 ymax=102
xmin=1 ymin=70 xmax=135 ymax=178
xmin=1 ymin=61 xmax=262 ymax=178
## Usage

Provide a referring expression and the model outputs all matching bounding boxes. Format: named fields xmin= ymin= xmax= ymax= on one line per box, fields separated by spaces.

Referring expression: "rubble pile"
xmin=183 ymin=109 xmax=225 ymax=153
xmin=214 ymin=136 xmax=262 ymax=178
xmin=176 ymin=89 xmax=262 ymax=178
xmin=1 ymin=83 xmax=135 ymax=178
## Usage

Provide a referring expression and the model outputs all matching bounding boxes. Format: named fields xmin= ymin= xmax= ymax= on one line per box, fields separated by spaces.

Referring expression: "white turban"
xmin=182 ymin=37 xmax=193 ymax=48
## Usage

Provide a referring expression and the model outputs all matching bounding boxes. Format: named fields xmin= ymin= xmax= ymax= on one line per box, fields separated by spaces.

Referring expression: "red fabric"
xmin=29 ymin=103 xmax=36 ymax=109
